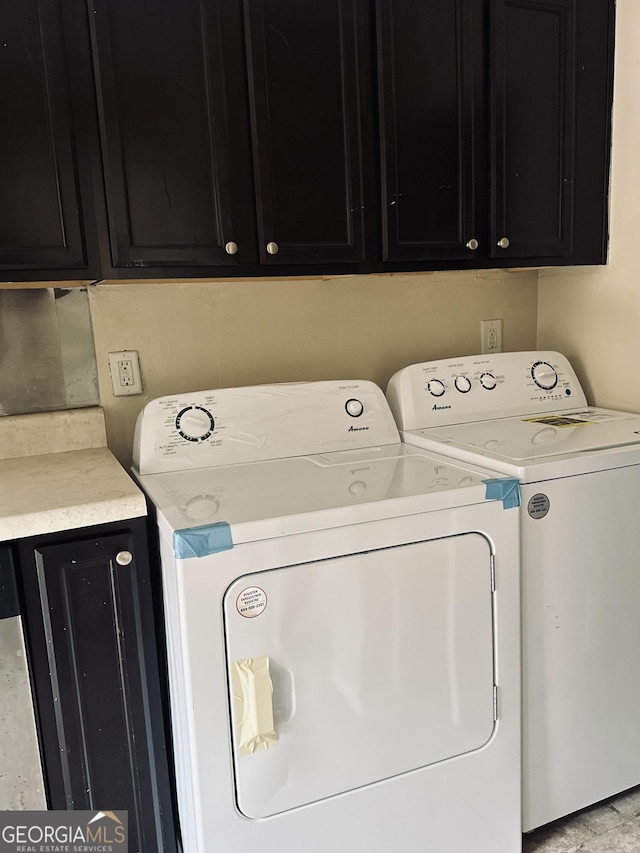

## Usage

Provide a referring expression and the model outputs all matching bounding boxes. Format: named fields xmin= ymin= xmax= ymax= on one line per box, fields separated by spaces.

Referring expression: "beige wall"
xmin=89 ymin=270 xmax=538 ymax=465
xmin=537 ymin=0 xmax=640 ymax=411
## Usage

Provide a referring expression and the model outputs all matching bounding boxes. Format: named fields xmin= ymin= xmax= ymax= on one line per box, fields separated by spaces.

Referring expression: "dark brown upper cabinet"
xmin=1 ymin=0 xmax=614 ymax=281
xmin=243 ymin=0 xmax=369 ymax=265
xmin=377 ymin=0 xmax=484 ymax=263
xmin=87 ymin=0 xmax=256 ymax=271
xmin=0 ymin=0 xmax=100 ymax=280
xmin=490 ymin=0 xmax=576 ymax=261
xmin=377 ymin=0 xmax=614 ymax=269
xmin=88 ymin=0 xmax=369 ymax=275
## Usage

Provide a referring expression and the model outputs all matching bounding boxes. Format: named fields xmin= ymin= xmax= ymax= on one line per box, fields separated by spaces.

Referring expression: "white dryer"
xmin=387 ymin=351 xmax=640 ymax=832
xmin=133 ymin=379 xmax=521 ymax=853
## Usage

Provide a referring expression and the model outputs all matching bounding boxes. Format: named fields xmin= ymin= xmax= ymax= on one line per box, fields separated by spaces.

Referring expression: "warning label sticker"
xmin=523 ymin=415 xmax=594 ymax=428
xmin=236 ymin=587 xmax=268 ymax=618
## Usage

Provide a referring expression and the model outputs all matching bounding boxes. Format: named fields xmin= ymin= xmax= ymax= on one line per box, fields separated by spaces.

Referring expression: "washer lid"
xmin=137 ymin=444 xmax=506 ymax=546
xmin=412 ymin=407 xmax=640 ymax=472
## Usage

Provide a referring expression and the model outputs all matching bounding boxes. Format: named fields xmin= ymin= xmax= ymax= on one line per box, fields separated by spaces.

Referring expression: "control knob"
xmin=427 ymin=379 xmax=446 ymax=397
xmin=454 ymin=375 xmax=472 ymax=393
xmin=480 ymin=372 xmax=497 ymax=390
xmin=176 ymin=405 xmax=215 ymax=441
xmin=531 ymin=361 xmax=558 ymax=391
xmin=345 ymin=398 xmax=364 ymax=417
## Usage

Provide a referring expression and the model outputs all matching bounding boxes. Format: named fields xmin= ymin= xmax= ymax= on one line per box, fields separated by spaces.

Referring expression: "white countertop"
xmin=0 ymin=408 xmax=146 ymax=542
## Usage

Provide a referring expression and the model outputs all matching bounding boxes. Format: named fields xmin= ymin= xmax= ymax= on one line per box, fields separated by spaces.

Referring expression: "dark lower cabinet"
xmin=17 ymin=519 xmax=177 ymax=853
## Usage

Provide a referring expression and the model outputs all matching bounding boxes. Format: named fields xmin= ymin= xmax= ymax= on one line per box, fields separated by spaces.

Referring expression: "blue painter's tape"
xmin=173 ymin=522 xmax=233 ymax=558
xmin=483 ymin=478 xmax=521 ymax=509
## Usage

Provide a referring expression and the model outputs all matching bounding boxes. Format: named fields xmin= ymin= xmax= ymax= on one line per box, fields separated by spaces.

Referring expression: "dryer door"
xmin=223 ymin=532 xmax=495 ymax=818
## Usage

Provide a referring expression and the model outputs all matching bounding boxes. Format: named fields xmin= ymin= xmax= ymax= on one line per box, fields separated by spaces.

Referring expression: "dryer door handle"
xmin=270 ymin=661 xmax=296 ymax=726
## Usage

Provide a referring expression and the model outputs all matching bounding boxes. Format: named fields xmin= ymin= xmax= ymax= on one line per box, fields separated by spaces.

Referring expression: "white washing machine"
xmin=132 ymin=379 xmax=521 ymax=853
xmin=387 ymin=351 xmax=640 ymax=832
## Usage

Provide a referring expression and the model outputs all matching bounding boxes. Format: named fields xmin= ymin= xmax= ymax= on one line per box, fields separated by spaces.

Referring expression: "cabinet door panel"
xmin=0 ymin=0 xmax=90 ymax=272
xmin=89 ymin=0 xmax=254 ymax=269
xmin=377 ymin=0 xmax=483 ymax=262
xmin=19 ymin=524 xmax=176 ymax=853
xmin=245 ymin=0 xmax=367 ymax=264
xmin=490 ymin=0 xmax=575 ymax=259
xmin=571 ymin=0 xmax=614 ymax=265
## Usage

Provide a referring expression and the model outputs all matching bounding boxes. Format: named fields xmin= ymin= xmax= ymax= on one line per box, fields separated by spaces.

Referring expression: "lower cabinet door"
xmin=18 ymin=520 xmax=176 ymax=853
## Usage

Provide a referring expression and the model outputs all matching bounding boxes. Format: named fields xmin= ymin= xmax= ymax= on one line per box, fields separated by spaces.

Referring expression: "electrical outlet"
xmin=480 ymin=319 xmax=503 ymax=354
xmin=108 ymin=350 xmax=143 ymax=396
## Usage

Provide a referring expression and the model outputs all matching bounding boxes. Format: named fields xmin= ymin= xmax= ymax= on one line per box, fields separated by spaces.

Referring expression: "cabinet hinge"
xmin=490 ymin=553 xmax=496 ymax=592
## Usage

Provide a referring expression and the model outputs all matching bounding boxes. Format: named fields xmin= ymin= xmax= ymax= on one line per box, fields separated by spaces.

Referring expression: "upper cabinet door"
xmin=88 ymin=0 xmax=256 ymax=270
xmin=490 ymin=0 xmax=576 ymax=260
xmin=376 ymin=0 xmax=484 ymax=263
xmin=0 ymin=0 xmax=96 ymax=276
xmin=244 ymin=0 xmax=368 ymax=265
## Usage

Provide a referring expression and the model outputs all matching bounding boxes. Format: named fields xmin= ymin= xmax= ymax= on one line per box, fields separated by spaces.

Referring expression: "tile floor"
xmin=522 ymin=786 xmax=640 ymax=852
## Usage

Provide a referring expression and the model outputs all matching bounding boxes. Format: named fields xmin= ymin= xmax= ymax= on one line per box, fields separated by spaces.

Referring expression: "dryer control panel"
xmin=386 ymin=351 xmax=587 ymax=430
xmin=133 ymin=380 xmax=400 ymax=474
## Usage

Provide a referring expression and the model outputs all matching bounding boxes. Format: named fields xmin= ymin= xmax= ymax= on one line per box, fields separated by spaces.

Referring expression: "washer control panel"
xmin=133 ymin=380 xmax=400 ymax=475
xmin=386 ymin=351 xmax=587 ymax=430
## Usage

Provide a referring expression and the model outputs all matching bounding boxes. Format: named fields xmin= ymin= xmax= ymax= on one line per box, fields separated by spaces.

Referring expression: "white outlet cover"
xmin=480 ymin=319 xmax=503 ymax=354
xmin=108 ymin=350 xmax=143 ymax=396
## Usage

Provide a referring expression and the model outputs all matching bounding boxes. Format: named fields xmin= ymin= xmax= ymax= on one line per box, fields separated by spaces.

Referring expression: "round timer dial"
xmin=454 ymin=375 xmax=472 ymax=393
xmin=531 ymin=361 xmax=558 ymax=391
xmin=176 ymin=405 xmax=215 ymax=442
xmin=427 ymin=379 xmax=446 ymax=398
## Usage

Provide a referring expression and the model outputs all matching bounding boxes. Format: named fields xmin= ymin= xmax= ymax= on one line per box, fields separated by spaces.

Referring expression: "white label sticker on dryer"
xmin=236 ymin=587 xmax=268 ymax=618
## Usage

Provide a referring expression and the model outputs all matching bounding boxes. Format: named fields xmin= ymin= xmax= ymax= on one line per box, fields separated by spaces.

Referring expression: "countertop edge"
xmin=0 ymin=447 xmax=147 ymax=543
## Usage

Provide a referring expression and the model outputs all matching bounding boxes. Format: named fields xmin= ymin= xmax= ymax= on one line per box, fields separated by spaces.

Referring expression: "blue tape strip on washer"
xmin=482 ymin=478 xmax=521 ymax=509
xmin=173 ymin=522 xmax=234 ymax=558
